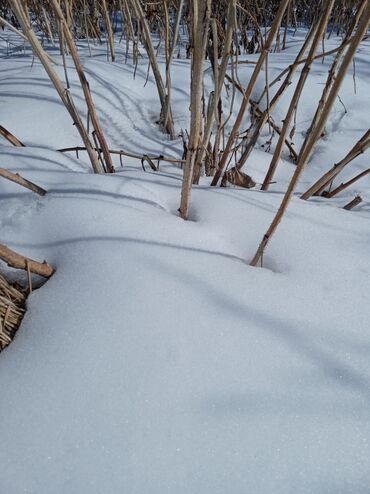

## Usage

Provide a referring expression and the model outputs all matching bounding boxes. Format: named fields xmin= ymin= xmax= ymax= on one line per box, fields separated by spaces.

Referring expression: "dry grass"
xmin=0 ymin=272 xmax=26 ymax=351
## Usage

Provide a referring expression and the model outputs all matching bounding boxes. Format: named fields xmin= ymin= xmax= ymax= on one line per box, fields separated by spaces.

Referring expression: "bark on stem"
xmin=0 ymin=244 xmax=54 ymax=278
xmin=179 ymin=0 xmax=211 ymax=220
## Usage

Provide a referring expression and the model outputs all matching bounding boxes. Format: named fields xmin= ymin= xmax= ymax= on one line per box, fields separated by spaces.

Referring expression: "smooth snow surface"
xmin=0 ymin=29 xmax=370 ymax=493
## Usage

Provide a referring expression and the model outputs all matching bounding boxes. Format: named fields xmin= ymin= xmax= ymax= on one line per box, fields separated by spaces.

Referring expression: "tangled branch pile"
xmin=0 ymin=272 xmax=26 ymax=351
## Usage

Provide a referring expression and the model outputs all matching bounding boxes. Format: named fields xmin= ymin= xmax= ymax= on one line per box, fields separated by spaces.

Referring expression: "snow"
xmin=0 ymin=28 xmax=370 ymax=493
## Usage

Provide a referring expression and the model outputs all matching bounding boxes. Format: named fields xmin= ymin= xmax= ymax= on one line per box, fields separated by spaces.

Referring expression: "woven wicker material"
xmin=0 ymin=272 xmax=26 ymax=351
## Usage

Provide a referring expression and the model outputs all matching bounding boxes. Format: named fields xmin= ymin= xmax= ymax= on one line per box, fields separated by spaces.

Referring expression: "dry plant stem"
xmin=0 ymin=244 xmax=54 ymax=278
xmin=0 ymin=125 xmax=25 ymax=147
xmin=0 ymin=273 xmax=25 ymax=305
xmin=163 ymin=0 xmax=184 ymax=130
xmin=250 ymin=1 xmax=370 ymax=267
xmin=301 ymin=128 xmax=370 ymax=199
xmin=282 ymin=0 xmax=291 ymax=50
xmin=211 ymin=18 xmax=219 ymax=117
xmin=42 ymin=6 xmax=54 ymax=45
xmin=163 ymin=0 xmax=171 ymax=126
xmin=0 ymin=14 xmax=56 ymax=64
xmin=101 ymin=0 xmax=115 ymax=61
xmin=343 ymin=195 xmax=362 ymax=210
xmin=224 ymin=61 xmax=307 ymax=167
xmin=252 ymin=103 xmax=298 ymax=161
xmin=59 ymin=20 xmax=70 ymax=88
xmin=265 ymin=52 xmax=271 ymax=133
xmin=8 ymin=0 xmax=103 ymax=174
xmin=222 ymin=79 xmax=298 ymax=162
xmin=299 ymin=1 xmax=366 ymax=156
xmin=179 ymin=0 xmax=211 ymax=220
xmin=196 ymin=0 xmax=236 ymax=177
xmin=326 ymin=168 xmax=370 ymax=198
xmin=211 ymin=0 xmax=290 ymax=187
xmin=257 ymin=35 xmax=359 ymax=104
xmin=26 ymin=259 xmax=32 ymax=294
xmin=58 ymin=145 xmax=184 ymax=164
xmin=0 ymin=168 xmax=47 ymax=196
xmin=130 ymin=0 xmax=175 ymax=139
xmin=0 ymin=14 xmax=28 ymax=42
xmin=0 ymin=272 xmax=26 ymax=350
xmin=235 ymin=23 xmax=316 ymax=171
xmin=82 ymin=0 xmax=92 ymax=57
xmin=261 ymin=0 xmax=335 ymax=191
xmin=119 ymin=0 xmax=133 ymax=44
xmin=50 ymin=0 xmax=114 ymax=173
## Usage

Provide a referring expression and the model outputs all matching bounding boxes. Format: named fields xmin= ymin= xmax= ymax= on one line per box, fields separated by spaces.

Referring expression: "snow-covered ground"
xmin=0 ymin=29 xmax=370 ymax=493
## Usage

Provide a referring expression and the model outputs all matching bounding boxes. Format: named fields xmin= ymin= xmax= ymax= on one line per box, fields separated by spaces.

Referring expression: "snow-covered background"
xmin=0 ymin=27 xmax=370 ymax=493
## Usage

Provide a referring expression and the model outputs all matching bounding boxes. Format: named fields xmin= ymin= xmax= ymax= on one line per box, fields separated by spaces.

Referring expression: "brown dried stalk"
xmin=298 ymin=1 xmax=367 ymax=160
xmin=301 ymin=128 xmax=370 ymax=199
xmin=130 ymin=0 xmax=176 ymax=139
xmin=0 ymin=244 xmax=55 ymax=278
xmin=101 ymin=0 xmax=115 ymax=61
xmin=211 ymin=0 xmax=291 ymax=187
xmin=193 ymin=0 xmax=236 ymax=182
xmin=8 ymin=0 xmax=104 ymax=174
xmin=233 ymin=24 xmax=317 ymax=173
xmin=343 ymin=195 xmax=362 ymax=210
xmin=50 ymin=0 xmax=114 ymax=173
xmin=325 ymin=168 xmax=370 ymax=198
xmin=179 ymin=0 xmax=211 ymax=220
xmin=0 ymin=168 xmax=47 ymax=196
xmin=0 ymin=125 xmax=25 ymax=147
xmin=250 ymin=0 xmax=370 ymax=267
xmin=58 ymin=145 xmax=184 ymax=164
xmin=260 ymin=0 xmax=335 ymax=190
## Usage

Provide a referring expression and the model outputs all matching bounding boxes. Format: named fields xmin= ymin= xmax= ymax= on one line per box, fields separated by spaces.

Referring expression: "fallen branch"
xmin=0 ymin=168 xmax=47 ymax=196
xmin=0 ymin=244 xmax=55 ymax=278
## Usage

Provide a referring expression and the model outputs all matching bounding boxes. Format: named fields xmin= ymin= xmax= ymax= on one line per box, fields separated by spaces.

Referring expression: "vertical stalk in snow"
xmin=9 ymin=0 xmax=104 ymax=174
xmin=210 ymin=0 xmax=290 ymax=187
xmin=297 ymin=0 xmax=366 ymax=166
xmin=250 ymin=0 xmax=370 ymax=267
xmin=179 ymin=0 xmax=211 ymax=220
xmin=193 ymin=0 xmax=236 ymax=181
xmin=101 ymin=0 xmax=116 ymax=61
xmin=130 ymin=0 xmax=176 ymax=139
xmin=50 ymin=0 xmax=114 ymax=173
xmin=260 ymin=0 xmax=335 ymax=190
xmin=163 ymin=0 xmax=184 ymax=130
xmin=235 ymin=23 xmax=317 ymax=173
